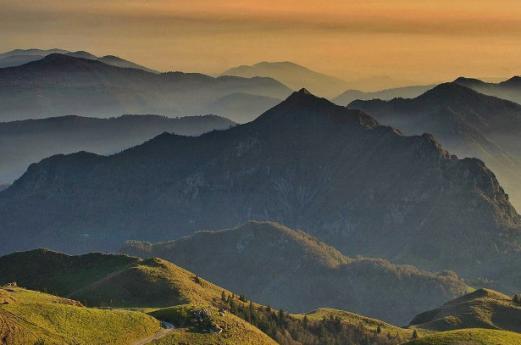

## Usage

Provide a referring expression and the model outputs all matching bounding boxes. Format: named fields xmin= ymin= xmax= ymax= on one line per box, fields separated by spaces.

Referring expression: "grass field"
xmin=403 ymin=328 xmax=521 ymax=345
xmin=0 ymin=287 xmax=160 ymax=345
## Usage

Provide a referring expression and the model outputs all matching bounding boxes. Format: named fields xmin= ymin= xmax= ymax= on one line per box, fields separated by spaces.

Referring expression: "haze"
xmin=2 ymin=0 xmax=521 ymax=89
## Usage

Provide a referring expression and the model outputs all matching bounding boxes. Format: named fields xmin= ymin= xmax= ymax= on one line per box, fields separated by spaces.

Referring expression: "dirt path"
xmin=132 ymin=322 xmax=175 ymax=345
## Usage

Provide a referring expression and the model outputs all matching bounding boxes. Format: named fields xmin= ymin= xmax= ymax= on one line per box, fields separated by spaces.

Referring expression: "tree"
xmin=513 ymin=294 xmax=521 ymax=305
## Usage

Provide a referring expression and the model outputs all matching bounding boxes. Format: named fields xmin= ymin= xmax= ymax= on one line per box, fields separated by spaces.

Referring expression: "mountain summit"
xmin=349 ymin=82 xmax=521 ymax=210
xmin=0 ymin=90 xmax=519 ymax=293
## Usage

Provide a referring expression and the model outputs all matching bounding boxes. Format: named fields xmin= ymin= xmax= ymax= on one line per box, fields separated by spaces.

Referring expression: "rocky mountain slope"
xmin=0 ymin=89 xmax=519 ymax=293
xmin=0 ymin=114 xmax=234 ymax=185
xmin=0 ymin=53 xmax=291 ymax=122
xmin=349 ymin=82 xmax=521 ymax=210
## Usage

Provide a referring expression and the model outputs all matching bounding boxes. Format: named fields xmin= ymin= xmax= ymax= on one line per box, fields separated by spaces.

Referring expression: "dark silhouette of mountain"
xmin=333 ymin=85 xmax=434 ymax=106
xmin=0 ymin=89 xmax=519 ymax=294
xmin=222 ymin=61 xmax=348 ymax=97
xmin=0 ymin=54 xmax=291 ymax=122
xmin=409 ymin=288 xmax=521 ymax=333
xmin=97 ymin=55 xmax=158 ymax=73
xmin=349 ymin=82 xmax=521 ymax=210
xmin=0 ymin=48 xmax=157 ymax=73
xmin=122 ymin=221 xmax=470 ymax=324
xmin=0 ymin=114 xmax=235 ymax=185
xmin=455 ymin=76 xmax=521 ymax=105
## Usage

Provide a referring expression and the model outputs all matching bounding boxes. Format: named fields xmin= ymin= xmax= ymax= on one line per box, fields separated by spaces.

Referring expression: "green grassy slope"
xmin=149 ymin=305 xmax=278 ymax=345
xmin=0 ymin=286 xmax=160 ymax=345
xmin=409 ymin=288 xmax=521 ymax=332
xmin=0 ymin=249 xmax=139 ymax=296
xmin=70 ymin=257 xmax=228 ymax=308
xmin=402 ymin=329 xmax=521 ymax=345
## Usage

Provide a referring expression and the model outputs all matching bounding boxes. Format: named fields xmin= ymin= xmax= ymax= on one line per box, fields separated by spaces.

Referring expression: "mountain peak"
xmin=284 ymin=87 xmax=321 ymax=103
xmin=453 ymin=76 xmax=487 ymax=87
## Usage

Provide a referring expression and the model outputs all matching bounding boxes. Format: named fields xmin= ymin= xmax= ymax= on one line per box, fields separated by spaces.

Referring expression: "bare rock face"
xmin=1 ymin=90 xmax=520 ymax=293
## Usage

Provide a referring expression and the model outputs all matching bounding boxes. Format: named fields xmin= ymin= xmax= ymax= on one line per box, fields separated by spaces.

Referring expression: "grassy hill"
xmin=409 ymin=288 xmax=521 ymax=332
xmin=0 ymin=249 xmax=422 ymax=345
xmin=70 ymin=257 xmax=228 ymax=308
xmin=122 ymin=221 xmax=470 ymax=324
xmin=0 ymin=249 xmax=140 ymax=296
xmin=0 ymin=286 xmax=160 ymax=345
xmin=403 ymin=329 xmax=521 ymax=345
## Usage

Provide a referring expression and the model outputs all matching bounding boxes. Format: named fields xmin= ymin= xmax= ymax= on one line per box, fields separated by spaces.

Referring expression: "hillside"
xmin=0 ymin=53 xmax=291 ymax=122
xmin=1 ymin=89 xmax=520 ymax=294
xmin=123 ymin=221 xmax=470 ymax=324
xmin=333 ymin=84 xmax=433 ymax=106
xmin=349 ymin=82 xmax=521 ymax=210
xmin=403 ymin=329 xmax=521 ymax=345
xmin=0 ymin=286 xmax=161 ymax=345
xmin=223 ymin=61 xmax=348 ymax=97
xmin=0 ymin=249 xmax=415 ymax=345
xmin=409 ymin=288 xmax=521 ymax=332
xmin=0 ymin=114 xmax=234 ymax=185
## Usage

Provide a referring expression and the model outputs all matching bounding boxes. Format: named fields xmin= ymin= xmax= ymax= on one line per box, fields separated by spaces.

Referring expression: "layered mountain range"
xmin=333 ymin=84 xmax=434 ymax=106
xmin=455 ymin=76 xmax=521 ymax=105
xmin=0 ymin=114 xmax=234 ymax=185
xmin=223 ymin=61 xmax=348 ymax=98
xmin=0 ymin=89 xmax=519 ymax=294
xmin=349 ymin=82 xmax=521 ymax=210
xmin=0 ymin=48 xmax=157 ymax=72
xmin=0 ymin=53 xmax=291 ymax=122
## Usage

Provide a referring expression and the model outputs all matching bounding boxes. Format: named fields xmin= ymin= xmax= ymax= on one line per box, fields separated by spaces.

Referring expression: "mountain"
xmin=0 ymin=286 xmax=161 ymax=345
xmin=404 ymin=329 xmax=521 ymax=345
xmin=0 ymin=249 xmax=414 ymax=345
xmin=208 ymin=93 xmax=282 ymax=123
xmin=333 ymin=85 xmax=434 ymax=106
xmin=0 ymin=89 xmax=520 ymax=293
xmin=0 ymin=48 xmax=157 ymax=73
xmin=409 ymin=288 xmax=521 ymax=332
xmin=0 ymin=114 xmax=234 ymax=185
xmin=122 ymin=221 xmax=469 ymax=324
xmin=455 ymin=76 xmax=521 ymax=105
xmin=0 ymin=53 xmax=291 ymax=122
xmin=349 ymin=82 xmax=521 ymax=210
xmin=222 ymin=61 xmax=348 ymax=97
xmin=0 ymin=48 xmax=68 ymax=68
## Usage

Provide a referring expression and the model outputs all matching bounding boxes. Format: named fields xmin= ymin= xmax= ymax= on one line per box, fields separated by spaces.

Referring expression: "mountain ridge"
xmin=0 ymin=53 xmax=291 ymax=122
xmin=0 ymin=90 xmax=519 ymax=295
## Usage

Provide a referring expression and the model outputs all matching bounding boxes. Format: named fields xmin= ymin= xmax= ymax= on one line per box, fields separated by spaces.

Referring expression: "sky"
xmin=1 ymin=0 xmax=521 ymax=90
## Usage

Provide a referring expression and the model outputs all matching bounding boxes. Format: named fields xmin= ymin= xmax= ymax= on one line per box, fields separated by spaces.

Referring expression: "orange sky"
xmin=1 ymin=0 xmax=521 ymax=89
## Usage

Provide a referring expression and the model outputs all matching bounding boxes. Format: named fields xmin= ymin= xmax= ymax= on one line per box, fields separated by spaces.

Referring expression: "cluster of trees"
xmin=218 ymin=291 xmax=413 ymax=345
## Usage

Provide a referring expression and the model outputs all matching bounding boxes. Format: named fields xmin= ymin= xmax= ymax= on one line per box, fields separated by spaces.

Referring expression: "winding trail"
xmin=132 ymin=322 xmax=175 ymax=345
